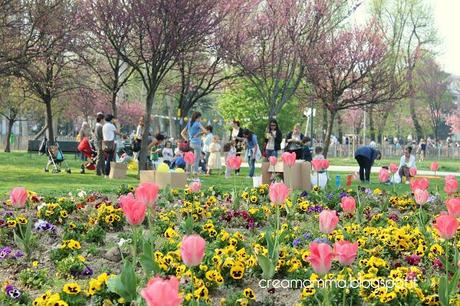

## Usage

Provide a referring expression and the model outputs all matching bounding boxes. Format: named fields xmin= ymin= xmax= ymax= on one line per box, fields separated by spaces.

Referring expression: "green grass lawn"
xmin=329 ymin=157 xmax=460 ymax=172
xmin=0 ymin=152 xmax=448 ymax=197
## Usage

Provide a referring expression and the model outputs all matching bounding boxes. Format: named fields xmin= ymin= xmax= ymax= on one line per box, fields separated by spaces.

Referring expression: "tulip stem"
xmin=190 ymin=267 xmax=197 ymax=305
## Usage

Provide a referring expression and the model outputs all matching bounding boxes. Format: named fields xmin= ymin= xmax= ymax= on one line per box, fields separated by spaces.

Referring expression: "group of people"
xmin=178 ymin=114 xmax=326 ymax=178
xmin=77 ymin=113 xmax=124 ymax=177
xmin=354 ymin=144 xmax=418 ymax=184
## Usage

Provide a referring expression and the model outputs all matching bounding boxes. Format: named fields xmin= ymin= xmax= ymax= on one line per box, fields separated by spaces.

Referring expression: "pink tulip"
xmin=181 ymin=235 xmax=206 ymax=267
xmin=446 ymin=198 xmax=460 ymax=218
xmin=445 ymin=175 xmax=456 ymax=181
xmin=334 ymin=241 xmax=358 ymax=266
xmin=307 ymin=242 xmax=334 ymax=275
xmin=281 ymin=152 xmax=296 ymax=167
xmin=378 ymin=168 xmax=389 ymax=183
xmin=433 ymin=214 xmax=459 ymax=240
xmin=311 ymin=159 xmax=322 ymax=172
xmin=141 ymin=276 xmax=182 ymax=306
xmin=119 ymin=193 xmax=147 ymax=225
xmin=226 ymin=156 xmax=242 ymax=170
xmin=269 ymin=182 xmax=290 ymax=204
xmin=184 ymin=151 xmax=195 ymax=165
xmin=10 ymin=187 xmax=28 ymax=208
xmin=444 ymin=177 xmax=458 ymax=195
xmin=189 ymin=181 xmax=201 ymax=193
xmin=268 ymin=156 xmax=277 ymax=166
xmin=320 ymin=159 xmax=330 ymax=170
xmin=409 ymin=167 xmax=417 ymax=177
xmin=135 ymin=183 xmax=159 ymax=207
xmin=414 ymin=189 xmax=429 ymax=205
xmin=430 ymin=162 xmax=439 ymax=172
xmin=410 ymin=178 xmax=429 ymax=191
xmin=319 ymin=210 xmax=339 ymax=234
xmin=340 ymin=196 xmax=356 ymax=214
xmin=389 ymin=163 xmax=398 ymax=174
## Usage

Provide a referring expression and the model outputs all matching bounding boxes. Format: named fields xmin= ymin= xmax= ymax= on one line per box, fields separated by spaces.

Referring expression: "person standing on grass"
xmin=206 ymin=135 xmax=222 ymax=175
xmin=202 ymin=125 xmax=213 ymax=165
xmin=398 ymin=146 xmax=416 ymax=184
xmin=102 ymin=114 xmax=122 ymax=177
xmin=94 ymin=112 xmax=105 ymax=176
xmin=354 ymin=146 xmax=382 ymax=183
xmin=264 ymin=119 xmax=282 ymax=158
xmin=230 ymin=120 xmax=245 ymax=175
xmin=181 ymin=112 xmax=208 ymax=174
xmin=243 ymin=129 xmax=260 ymax=178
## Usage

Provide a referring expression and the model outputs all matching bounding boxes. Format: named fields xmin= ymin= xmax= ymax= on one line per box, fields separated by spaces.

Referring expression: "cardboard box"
xmin=109 ymin=162 xmax=127 ymax=179
xmin=140 ymin=170 xmax=156 ymax=183
xmin=261 ymin=162 xmax=271 ymax=185
xmin=283 ymin=161 xmax=312 ymax=191
xmin=139 ymin=170 xmax=187 ymax=189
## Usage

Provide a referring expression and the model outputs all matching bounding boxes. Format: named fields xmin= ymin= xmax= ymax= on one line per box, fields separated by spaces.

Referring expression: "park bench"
xmin=28 ymin=139 xmax=79 ymax=159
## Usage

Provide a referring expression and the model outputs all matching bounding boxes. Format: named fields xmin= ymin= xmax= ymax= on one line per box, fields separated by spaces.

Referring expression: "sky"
xmin=353 ymin=0 xmax=460 ymax=77
xmin=431 ymin=0 xmax=460 ymax=76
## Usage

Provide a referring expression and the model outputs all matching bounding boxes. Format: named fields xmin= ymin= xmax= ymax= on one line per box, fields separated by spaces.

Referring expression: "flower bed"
xmin=1 ymin=179 xmax=460 ymax=306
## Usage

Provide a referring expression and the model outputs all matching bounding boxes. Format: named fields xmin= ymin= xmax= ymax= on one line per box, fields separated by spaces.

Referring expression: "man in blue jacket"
xmin=354 ymin=146 xmax=382 ymax=182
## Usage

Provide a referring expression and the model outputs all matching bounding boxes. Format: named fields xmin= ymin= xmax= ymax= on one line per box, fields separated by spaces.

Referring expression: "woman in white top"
xmin=398 ymin=146 xmax=416 ymax=183
xmin=135 ymin=117 xmax=144 ymax=140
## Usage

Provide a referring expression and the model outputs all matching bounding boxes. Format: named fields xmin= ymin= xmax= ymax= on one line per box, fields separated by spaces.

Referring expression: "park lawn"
xmin=329 ymin=156 xmax=460 ymax=172
xmin=0 ymin=152 xmax=442 ymax=196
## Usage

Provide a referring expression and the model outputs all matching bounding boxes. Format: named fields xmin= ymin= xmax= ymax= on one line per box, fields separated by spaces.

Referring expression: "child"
xmin=223 ymin=141 xmax=237 ymax=178
xmin=313 ymin=146 xmax=325 ymax=160
xmin=301 ymin=137 xmax=312 ymax=162
xmin=171 ymin=151 xmax=186 ymax=170
xmin=207 ymin=135 xmax=222 ymax=175
xmin=198 ymin=152 xmax=207 ymax=174
xmin=162 ymin=141 xmax=174 ymax=166
xmin=150 ymin=144 xmax=161 ymax=170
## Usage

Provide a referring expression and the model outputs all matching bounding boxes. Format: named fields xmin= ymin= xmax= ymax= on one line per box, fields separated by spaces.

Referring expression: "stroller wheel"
xmin=44 ymin=168 xmax=49 ymax=172
xmin=67 ymin=169 xmax=72 ymax=174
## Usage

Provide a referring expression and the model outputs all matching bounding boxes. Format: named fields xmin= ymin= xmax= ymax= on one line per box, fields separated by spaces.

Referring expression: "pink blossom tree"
xmin=12 ymin=0 xmax=82 ymax=143
xmin=446 ymin=108 xmax=460 ymax=134
xmin=415 ymin=57 xmax=455 ymax=141
xmin=220 ymin=0 xmax=353 ymax=119
xmin=306 ymin=22 xmax=388 ymax=157
xmin=90 ymin=0 xmax=227 ymax=169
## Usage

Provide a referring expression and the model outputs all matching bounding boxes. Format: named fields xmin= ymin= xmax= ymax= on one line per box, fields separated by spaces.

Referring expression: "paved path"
xmin=240 ymin=163 xmax=460 ymax=177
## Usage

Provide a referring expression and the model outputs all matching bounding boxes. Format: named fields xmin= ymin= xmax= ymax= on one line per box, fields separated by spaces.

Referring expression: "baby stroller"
xmin=44 ymin=140 xmax=71 ymax=174
xmin=77 ymin=137 xmax=97 ymax=174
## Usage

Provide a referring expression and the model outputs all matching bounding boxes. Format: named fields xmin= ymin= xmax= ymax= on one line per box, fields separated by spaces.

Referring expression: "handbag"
xmin=102 ymin=140 xmax=115 ymax=153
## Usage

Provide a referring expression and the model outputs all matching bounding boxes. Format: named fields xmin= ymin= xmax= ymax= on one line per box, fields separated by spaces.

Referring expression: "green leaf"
xmin=107 ymin=260 xmax=138 ymax=302
xmin=438 ymin=276 xmax=449 ymax=306
xmin=257 ymin=255 xmax=275 ymax=279
xmin=448 ymin=269 xmax=460 ymax=297
xmin=140 ymin=240 xmax=160 ymax=276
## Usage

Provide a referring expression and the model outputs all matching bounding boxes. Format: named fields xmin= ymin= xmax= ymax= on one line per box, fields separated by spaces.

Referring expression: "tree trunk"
xmin=111 ymin=91 xmax=118 ymax=118
xmin=322 ymin=105 xmax=328 ymax=143
xmin=4 ymin=118 xmax=14 ymax=153
xmin=323 ymin=110 xmax=336 ymax=158
xmin=167 ymin=96 xmax=176 ymax=138
xmin=337 ymin=113 xmax=343 ymax=144
xmin=45 ymin=98 xmax=55 ymax=144
xmin=139 ymin=92 xmax=155 ymax=171
xmin=369 ymin=106 xmax=376 ymax=141
xmin=408 ymin=77 xmax=423 ymax=141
